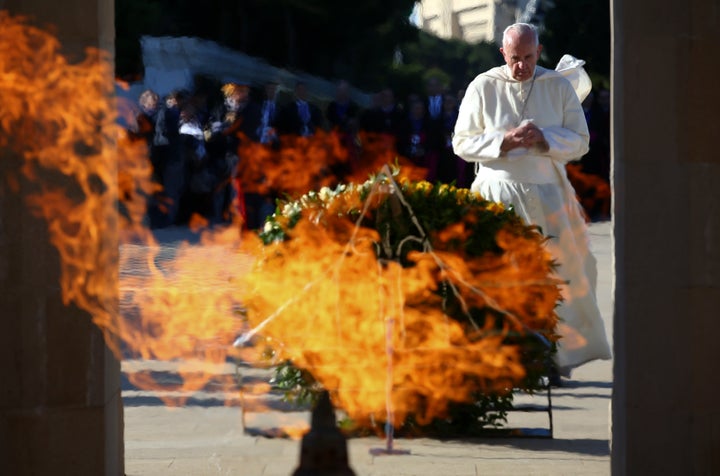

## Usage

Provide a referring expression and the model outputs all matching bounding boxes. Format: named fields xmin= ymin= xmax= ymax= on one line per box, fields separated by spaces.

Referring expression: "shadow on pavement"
xmin=439 ymin=437 xmax=610 ymax=457
xmin=560 ymin=380 xmax=612 ymax=390
xmin=551 ymin=392 xmax=611 ymax=400
xmin=121 ymin=395 xmax=242 ymax=407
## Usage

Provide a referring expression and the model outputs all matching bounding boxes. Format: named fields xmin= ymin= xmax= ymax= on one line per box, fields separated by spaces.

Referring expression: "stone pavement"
xmin=122 ymin=221 xmax=614 ymax=476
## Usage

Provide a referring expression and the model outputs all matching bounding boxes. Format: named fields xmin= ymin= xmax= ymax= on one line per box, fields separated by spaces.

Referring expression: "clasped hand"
xmin=501 ymin=122 xmax=549 ymax=152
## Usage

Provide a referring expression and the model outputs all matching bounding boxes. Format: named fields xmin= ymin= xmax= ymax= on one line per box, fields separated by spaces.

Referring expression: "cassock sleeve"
xmin=538 ymin=82 xmax=590 ymax=163
xmin=451 ymin=84 xmax=505 ymax=163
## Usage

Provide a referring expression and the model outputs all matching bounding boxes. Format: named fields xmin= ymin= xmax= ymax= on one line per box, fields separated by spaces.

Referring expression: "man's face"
xmin=141 ymin=96 xmax=158 ymax=115
xmin=500 ymin=32 xmax=542 ymax=82
xmin=426 ymin=78 xmax=442 ymax=96
xmin=226 ymin=88 xmax=248 ymax=111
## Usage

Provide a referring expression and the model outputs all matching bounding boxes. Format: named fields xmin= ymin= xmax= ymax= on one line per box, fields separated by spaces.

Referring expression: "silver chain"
xmin=518 ymin=69 xmax=538 ymax=123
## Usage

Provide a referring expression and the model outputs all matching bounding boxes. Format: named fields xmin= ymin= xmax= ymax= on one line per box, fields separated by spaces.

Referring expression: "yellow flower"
xmin=415 ymin=180 xmax=432 ymax=194
xmin=487 ymin=202 xmax=505 ymax=213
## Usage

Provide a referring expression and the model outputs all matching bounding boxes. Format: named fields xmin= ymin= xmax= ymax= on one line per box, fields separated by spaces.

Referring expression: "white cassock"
xmin=452 ymin=63 xmax=612 ymax=371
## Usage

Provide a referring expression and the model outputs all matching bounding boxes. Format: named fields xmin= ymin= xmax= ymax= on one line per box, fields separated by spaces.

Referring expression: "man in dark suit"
xmin=258 ymin=80 xmax=280 ymax=146
xmin=425 ymin=76 xmax=445 ymax=123
xmin=276 ymin=81 xmax=323 ymax=137
xmin=326 ymin=80 xmax=360 ymax=134
xmin=422 ymin=76 xmax=447 ymax=182
xmin=360 ymin=87 xmax=404 ymax=137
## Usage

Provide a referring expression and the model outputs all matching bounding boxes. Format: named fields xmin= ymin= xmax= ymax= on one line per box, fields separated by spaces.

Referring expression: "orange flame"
xmin=2 ymin=13 xmax=562 ymax=429
xmin=236 ymin=130 xmax=426 ymax=199
xmin=566 ymin=162 xmax=611 ymax=220
xmin=1 ymin=12 xmax=246 ymax=405
xmin=240 ymin=179 xmax=561 ymax=428
xmin=2 ymin=11 xmax=130 ymax=344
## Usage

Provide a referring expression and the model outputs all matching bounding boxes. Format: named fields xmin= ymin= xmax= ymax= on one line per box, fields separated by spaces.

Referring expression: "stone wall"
xmin=0 ymin=1 xmax=123 ymax=475
xmin=611 ymin=0 xmax=720 ymax=473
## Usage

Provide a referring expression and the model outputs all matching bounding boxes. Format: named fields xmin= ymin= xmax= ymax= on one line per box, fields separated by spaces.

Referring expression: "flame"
xmin=119 ymin=235 xmax=250 ymax=404
xmin=240 ymin=178 xmax=561 ymax=428
xmin=236 ymin=130 xmax=426 ymax=199
xmin=1 ymin=12 xmax=246 ymax=405
xmin=1 ymin=11 xmax=132 ymax=344
xmin=566 ymin=162 xmax=611 ymax=220
xmin=2 ymin=12 xmax=562 ymax=431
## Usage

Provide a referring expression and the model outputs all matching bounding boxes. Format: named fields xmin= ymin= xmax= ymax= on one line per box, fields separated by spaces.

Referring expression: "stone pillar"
xmin=2 ymin=0 xmax=114 ymax=56
xmin=0 ymin=1 xmax=123 ymax=475
xmin=612 ymin=0 xmax=720 ymax=474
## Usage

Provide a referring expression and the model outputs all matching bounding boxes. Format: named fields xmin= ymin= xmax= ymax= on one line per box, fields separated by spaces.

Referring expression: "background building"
xmin=416 ymin=0 xmax=551 ymax=44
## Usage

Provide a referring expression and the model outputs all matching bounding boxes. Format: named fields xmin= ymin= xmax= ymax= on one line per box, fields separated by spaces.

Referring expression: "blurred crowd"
xmin=124 ymin=76 xmax=610 ymax=230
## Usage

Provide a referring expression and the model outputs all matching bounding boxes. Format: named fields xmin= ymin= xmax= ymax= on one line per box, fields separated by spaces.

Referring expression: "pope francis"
xmin=453 ymin=23 xmax=612 ymax=378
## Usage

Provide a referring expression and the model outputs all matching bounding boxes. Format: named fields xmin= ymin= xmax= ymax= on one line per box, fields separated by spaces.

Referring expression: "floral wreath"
xmin=241 ymin=166 xmax=562 ymax=435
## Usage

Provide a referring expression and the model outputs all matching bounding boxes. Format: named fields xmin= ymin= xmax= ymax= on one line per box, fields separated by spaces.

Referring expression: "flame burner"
xmin=369 ymin=317 xmax=411 ymax=456
xmin=292 ymin=391 xmax=356 ymax=476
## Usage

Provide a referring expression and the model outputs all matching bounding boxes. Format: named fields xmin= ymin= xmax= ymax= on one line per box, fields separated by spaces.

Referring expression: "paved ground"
xmin=122 ymin=221 xmax=614 ymax=475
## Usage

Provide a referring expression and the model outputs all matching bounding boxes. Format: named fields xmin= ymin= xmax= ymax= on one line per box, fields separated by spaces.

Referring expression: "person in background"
xmin=152 ymin=89 xmax=185 ymax=227
xmin=258 ymin=80 xmax=280 ymax=147
xmin=422 ymin=76 xmax=447 ymax=182
xmin=206 ymin=82 xmax=261 ymax=225
xmin=135 ymin=89 xmax=160 ymax=150
xmin=326 ymin=79 xmax=361 ymax=174
xmin=360 ymin=87 xmax=404 ymax=139
xmin=326 ymin=80 xmax=360 ymax=135
xmin=276 ymin=81 xmax=323 ymax=138
xmin=397 ymin=98 xmax=430 ymax=175
xmin=133 ymin=90 xmax=161 ymax=179
xmin=178 ymin=102 xmax=211 ymax=223
xmin=425 ymin=76 xmax=445 ymax=122
xmin=124 ymin=89 xmax=161 ymax=227
xmin=452 ymin=23 xmax=611 ymax=383
xmin=436 ymin=92 xmax=468 ymax=186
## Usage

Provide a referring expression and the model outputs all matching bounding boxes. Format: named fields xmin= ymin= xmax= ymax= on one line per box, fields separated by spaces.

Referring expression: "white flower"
xmin=319 ymin=186 xmax=332 ymax=201
xmin=282 ymin=202 xmax=300 ymax=216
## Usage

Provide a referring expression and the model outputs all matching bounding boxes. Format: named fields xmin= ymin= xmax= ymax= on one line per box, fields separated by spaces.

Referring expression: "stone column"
xmin=612 ymin=0 xmax=720 ymax=474
xmin=0 ymin=1 xmax=123 ymax=475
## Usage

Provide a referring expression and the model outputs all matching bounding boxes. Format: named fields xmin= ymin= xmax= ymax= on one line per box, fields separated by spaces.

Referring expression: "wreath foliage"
xmin=245 ymin=168 xmax=562 ymax=436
